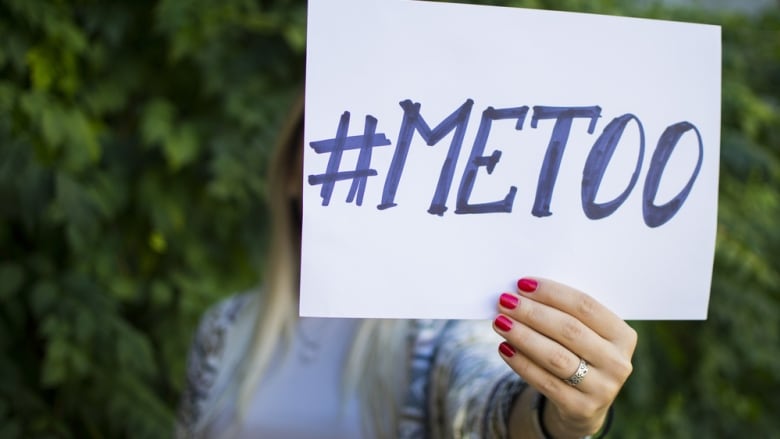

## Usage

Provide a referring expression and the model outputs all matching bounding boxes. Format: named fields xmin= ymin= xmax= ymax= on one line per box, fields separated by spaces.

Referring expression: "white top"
xmin=208 ymin=317 xmax=365 ymax=438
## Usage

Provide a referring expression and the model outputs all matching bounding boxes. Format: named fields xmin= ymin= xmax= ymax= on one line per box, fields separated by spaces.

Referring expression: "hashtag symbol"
xmin=308 ymin=111 xmax=391 ymax=206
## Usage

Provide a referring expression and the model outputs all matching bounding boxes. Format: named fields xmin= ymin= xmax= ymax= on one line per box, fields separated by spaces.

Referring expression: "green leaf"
xmin=141 ymin=99 xmax=175 ymax=148
xmin=148 ymin=231 xmax=167 ymax=254
xmin=110 ymin=277 xmax=138 ymax=302
xmin=40 ymin=102 xmax=66 ymax=148
xmin=25 ymin=46 xmax=55 ymax=92
xmin=61 ymin=108 xmax=101 ymax=170
xmin=41 ymin=337 xmax=68 ymax=388
xmin=163 ymin=123 xmax=199 ymax=170
xmin=0 ymin=81 xmax=16 ymax=111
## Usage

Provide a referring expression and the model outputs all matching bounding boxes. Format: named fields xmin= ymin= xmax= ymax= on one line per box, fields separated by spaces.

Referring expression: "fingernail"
xmin=517 ymin=278 xmax=538 ymax=293
xmin=499 ymin=342 xmax=515 ymax=357
xmin=494 ymin=315 xmax=513 ymax=332
xmin=499 ymin=293 xmax=519 ymax=310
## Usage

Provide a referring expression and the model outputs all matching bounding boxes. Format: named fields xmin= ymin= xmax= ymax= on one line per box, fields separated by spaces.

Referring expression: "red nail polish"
xmin=499 ymin=342 xmax=515 ymax=357
xmin=517 ymin=278 xmax=538 ymax=293
xmin=499 ymin=293 xmax=519 ymax=310
xmin=494 ymin=315 xmax=513 ymax=332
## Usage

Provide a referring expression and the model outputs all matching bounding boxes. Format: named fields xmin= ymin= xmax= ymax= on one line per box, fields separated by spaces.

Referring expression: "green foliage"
xmin=0 ymin=0 xmax=304 ymax=437
xmin=1 ymin=0 xmax=778 ymax=437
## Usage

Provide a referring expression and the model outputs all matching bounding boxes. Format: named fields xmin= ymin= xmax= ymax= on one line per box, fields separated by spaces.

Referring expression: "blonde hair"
xmin=235 ymin=93 xmax=410 ymax=438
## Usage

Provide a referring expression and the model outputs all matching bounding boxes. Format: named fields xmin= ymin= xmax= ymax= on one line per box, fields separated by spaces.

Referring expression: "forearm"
xmin=508 ymin=387 xmax=606 ymax=439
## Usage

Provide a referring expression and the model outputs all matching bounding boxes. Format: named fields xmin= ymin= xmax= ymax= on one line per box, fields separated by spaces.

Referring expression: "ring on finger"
xmin=564 ymin=358 xmax=589 ymax=386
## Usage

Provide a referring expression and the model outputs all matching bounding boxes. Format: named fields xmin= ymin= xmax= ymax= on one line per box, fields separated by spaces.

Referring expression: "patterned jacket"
xmin=175 ymin=293 xmax=527 ymax=438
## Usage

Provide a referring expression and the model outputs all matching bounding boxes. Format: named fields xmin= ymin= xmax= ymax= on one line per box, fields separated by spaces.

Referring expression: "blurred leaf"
xmin=41 ymin=337 xmax=68 ymax=388
xmin=163 ymin=123 xmax=199 ymax=170
xmin=141 ymin=98 xmax=175 ymax=148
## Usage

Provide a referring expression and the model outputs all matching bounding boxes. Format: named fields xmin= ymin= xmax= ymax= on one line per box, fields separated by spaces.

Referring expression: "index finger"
xmin=516 ymin=277 xmax=631 ymax=346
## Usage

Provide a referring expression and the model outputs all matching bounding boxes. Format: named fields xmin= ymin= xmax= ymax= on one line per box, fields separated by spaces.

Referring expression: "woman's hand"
xmin=493 ymin=277 xmax=637 ymax=438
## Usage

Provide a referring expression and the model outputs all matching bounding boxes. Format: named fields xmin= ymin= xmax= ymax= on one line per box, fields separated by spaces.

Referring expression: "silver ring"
xmin=564 ymin=358 xmax=589 ymax=386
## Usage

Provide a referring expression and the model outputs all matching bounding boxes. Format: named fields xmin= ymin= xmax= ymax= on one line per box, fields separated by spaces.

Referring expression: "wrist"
xmin=533 ymin=392 xmax=614 ymax=439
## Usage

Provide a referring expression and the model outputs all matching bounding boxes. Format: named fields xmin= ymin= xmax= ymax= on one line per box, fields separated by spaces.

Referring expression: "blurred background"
xmin=0 ymin=0 xmax=778 ymax=437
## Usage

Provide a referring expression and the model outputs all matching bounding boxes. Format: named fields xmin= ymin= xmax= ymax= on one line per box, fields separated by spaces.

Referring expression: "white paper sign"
xmin=300 ymin=0 xmax=721 ymax=320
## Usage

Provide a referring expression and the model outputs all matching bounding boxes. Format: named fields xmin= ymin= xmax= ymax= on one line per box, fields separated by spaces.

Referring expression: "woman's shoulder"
xmin=176 ymin=291 xmax=261 ymax=437
xmin=186 ymin=293 xmax=257 ymax=383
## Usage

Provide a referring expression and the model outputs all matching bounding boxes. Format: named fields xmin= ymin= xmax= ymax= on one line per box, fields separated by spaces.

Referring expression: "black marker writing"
xmin=307 ymin=99 xmax=705 ymax=228
xmin=455 ymin=106 xmax=528 ymax=214
xmin=581 ymin=114 xmax=645 ymax=220
xmin=530 ymin=106 xmax=602 ymax=217
xmin=378 ymin=99 xmax=473 ymax=215
xmin=308 ymin=112 xmax=391 ymax=206
xmin=642 ymin=121 xmax=703 ymax=228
